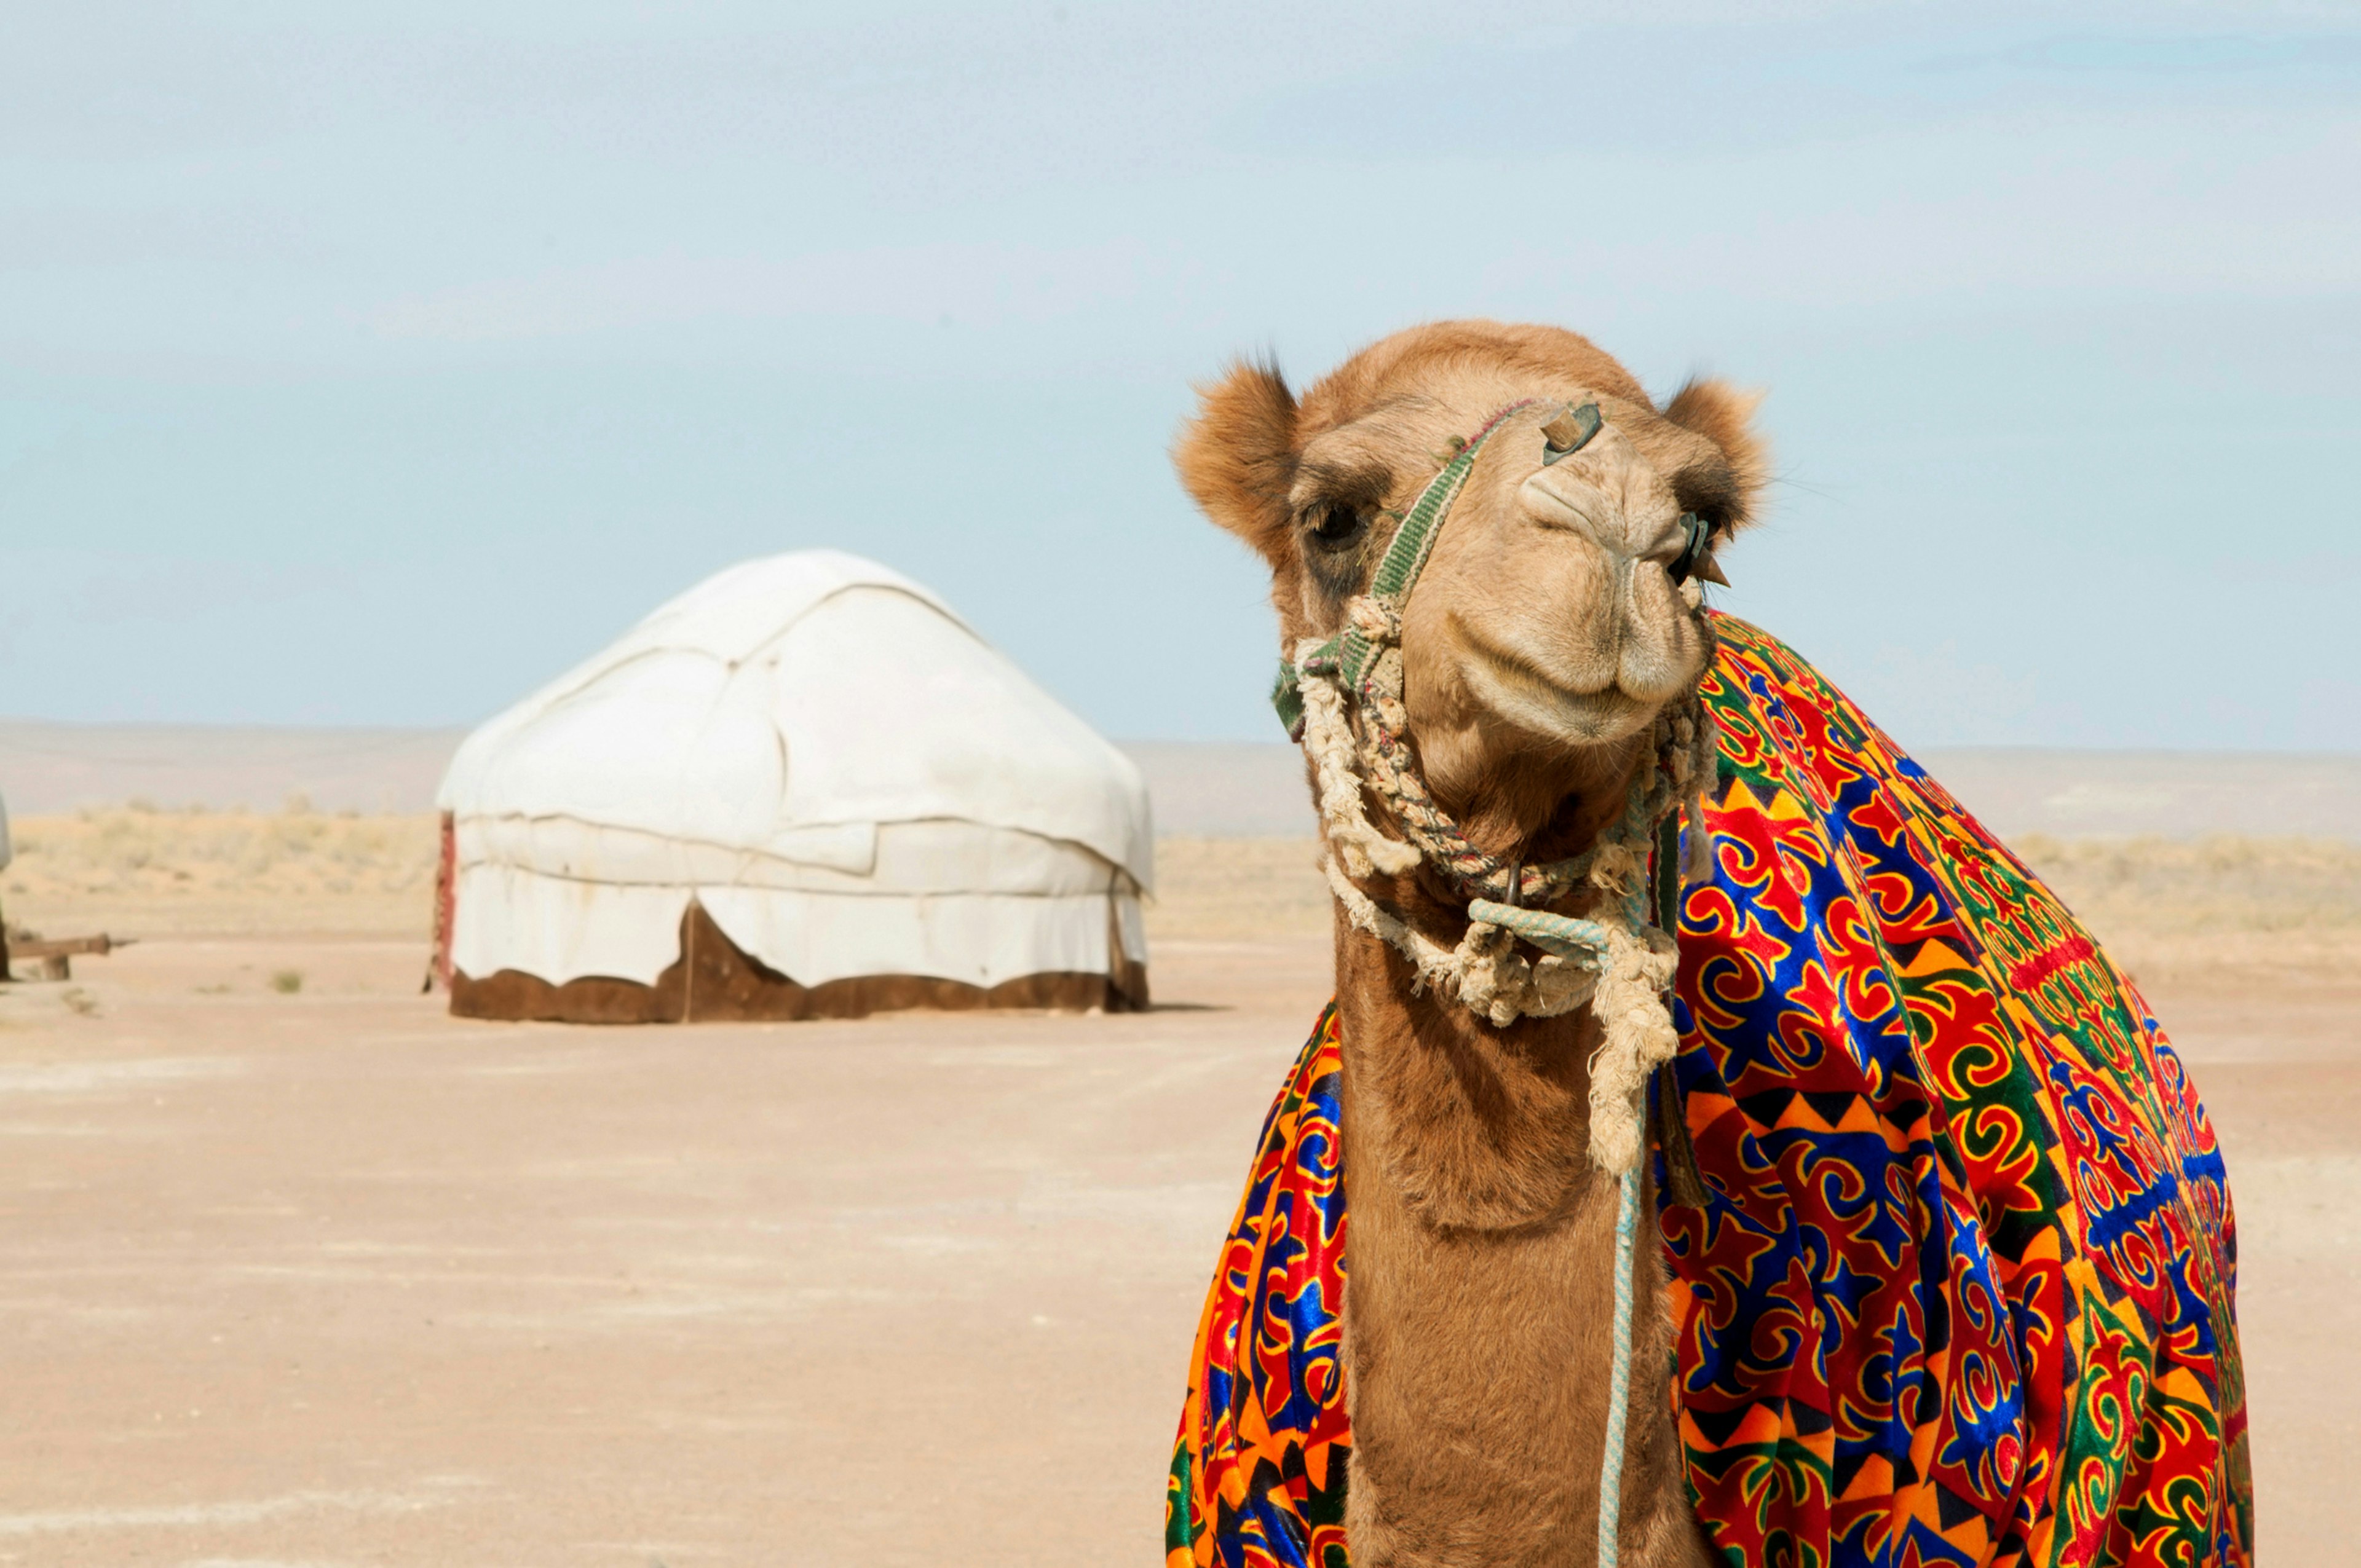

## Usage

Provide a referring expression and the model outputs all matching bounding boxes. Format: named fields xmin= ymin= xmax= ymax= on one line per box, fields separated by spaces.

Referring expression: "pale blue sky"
xmin=3 ymin=1 xmax=2356 ymax=750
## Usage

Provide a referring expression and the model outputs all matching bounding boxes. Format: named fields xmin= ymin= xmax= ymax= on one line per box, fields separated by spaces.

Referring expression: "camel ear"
xmin=1173 ymin=359 xmax=1299 ymax=566
xmin=1661 ymin=378 xmax=1770 ymax=533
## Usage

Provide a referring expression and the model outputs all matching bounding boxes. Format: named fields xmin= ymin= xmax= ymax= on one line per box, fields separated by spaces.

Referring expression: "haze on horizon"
xmin=2 ymin=1 xmax=2355 ymax=753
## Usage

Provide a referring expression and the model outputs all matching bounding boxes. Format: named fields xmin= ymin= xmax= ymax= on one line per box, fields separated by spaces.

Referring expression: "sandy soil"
xmin=0 ymin=932 xmax=1337 ymax=1567
xmin=0 ymin=846 xmax=2352 ymax=1564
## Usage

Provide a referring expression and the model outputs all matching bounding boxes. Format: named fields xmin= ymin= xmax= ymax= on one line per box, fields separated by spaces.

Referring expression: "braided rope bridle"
xmin=1272 ymin=398 xmax=1718 ymax=1049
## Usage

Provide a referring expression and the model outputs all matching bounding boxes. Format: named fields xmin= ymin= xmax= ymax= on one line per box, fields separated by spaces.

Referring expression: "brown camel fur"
xmin=1174 ymin=320 xmax=1768 ymax=1567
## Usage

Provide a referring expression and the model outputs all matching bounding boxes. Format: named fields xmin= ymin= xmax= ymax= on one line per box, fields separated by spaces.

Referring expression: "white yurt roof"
xmin=438 ymin=550 xmax=1152 ymax=990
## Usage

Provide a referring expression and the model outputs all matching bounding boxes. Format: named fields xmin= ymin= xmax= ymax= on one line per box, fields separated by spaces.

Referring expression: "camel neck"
xmin=1331 ymin=920 xmax=1604 ymax=1230
xmin=1329 ymin=915 xmax=1691 ymax=1562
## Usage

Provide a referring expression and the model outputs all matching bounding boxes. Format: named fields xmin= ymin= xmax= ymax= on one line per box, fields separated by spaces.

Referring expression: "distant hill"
xmin=2 ymin=721 xmax=2355 ymax=841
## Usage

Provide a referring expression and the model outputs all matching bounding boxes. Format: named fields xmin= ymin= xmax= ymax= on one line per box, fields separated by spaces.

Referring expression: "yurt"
xmin=433 ymin=550 xmax=1152 ymax=1022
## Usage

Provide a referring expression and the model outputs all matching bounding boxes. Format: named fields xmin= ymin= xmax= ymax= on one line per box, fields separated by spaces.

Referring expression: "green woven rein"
xmin=1271 ymin=397 xmax=1621 ymax=913
xmin=1337 ymin=398 xmax=1544 ymax=690
xmin=1272 ymin=398 xmax=1555 ymax=736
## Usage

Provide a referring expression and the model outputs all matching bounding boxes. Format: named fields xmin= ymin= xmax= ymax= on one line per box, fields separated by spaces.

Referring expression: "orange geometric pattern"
xmin=1165 ymin=1006 xmax=1348 ymax=1568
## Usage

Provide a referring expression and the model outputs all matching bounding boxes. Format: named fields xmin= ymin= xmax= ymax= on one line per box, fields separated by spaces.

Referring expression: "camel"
xmin=1174 ymin=321 xmax=1750 ymax=1567
xmin=1165 ymin=321 xmax=2250 ymax=1567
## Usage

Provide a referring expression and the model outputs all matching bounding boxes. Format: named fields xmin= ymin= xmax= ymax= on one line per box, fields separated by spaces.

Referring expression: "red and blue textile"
xmin=1166 ymin=613 xmax=2252 ymax=1568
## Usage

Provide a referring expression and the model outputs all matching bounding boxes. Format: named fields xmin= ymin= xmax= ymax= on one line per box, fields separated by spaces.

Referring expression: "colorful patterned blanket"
xmin=1167 ymin=613 xmax=2252 ymax=1568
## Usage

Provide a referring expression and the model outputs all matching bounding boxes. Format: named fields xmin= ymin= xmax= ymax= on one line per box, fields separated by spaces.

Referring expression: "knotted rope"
xmin=1298 ymin=636 xmax=1713 ymax=1164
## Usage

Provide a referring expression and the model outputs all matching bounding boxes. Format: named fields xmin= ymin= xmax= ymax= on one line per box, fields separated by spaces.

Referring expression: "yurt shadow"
xmin=433 ymin=551 xmax=1155 ymax=1023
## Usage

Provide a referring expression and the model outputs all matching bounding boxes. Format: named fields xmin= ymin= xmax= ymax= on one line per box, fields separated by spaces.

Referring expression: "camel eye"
xmin=1304 ymin=503 xmax=1366 ymax=548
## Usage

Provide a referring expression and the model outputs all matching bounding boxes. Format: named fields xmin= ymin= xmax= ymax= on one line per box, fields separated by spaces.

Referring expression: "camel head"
xmin=1175 ymin=320 xmax=1767 ymax=856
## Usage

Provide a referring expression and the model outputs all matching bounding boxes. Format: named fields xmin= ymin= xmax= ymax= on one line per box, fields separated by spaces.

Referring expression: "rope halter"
xmin=1270 ymin=395 xmax=1726 ymax=1568
xmin=1271 ymin=396 xmax=1721 ymax=1174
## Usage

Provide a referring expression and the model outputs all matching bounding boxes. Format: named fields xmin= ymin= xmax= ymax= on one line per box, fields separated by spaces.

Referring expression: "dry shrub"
xmin=2011 ymin=834 xmax=2361 ymax=985
xmin=5 ymin=807 xmax=440 ymax=938
xmin=12 ymin=807 xmax=438 ymax=899
xmin=2012 ymin=834 xmax=2361 ymax=935
xmin=1144 ymin=838 xmax=1333 ymax=942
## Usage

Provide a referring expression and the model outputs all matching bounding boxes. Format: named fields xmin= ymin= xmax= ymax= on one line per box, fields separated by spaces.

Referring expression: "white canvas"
xmin=439 ymin=551 xmax=1151 ymax=992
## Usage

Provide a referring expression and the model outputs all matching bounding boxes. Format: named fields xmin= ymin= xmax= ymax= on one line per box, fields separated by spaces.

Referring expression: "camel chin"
xmin=1410 ymin=589 xmax=1710 ymax=781
xmin=1455 ymin=655 xmax=1657 ymax=749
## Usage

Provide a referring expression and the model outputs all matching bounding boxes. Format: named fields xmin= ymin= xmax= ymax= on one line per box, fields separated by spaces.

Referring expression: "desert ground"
xmin=0 ymin=809 xmax=2354 ymax=1564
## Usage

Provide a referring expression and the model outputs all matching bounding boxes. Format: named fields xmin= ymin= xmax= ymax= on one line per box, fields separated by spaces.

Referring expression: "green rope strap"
xmin=1271 ymin=400 xmax=1557 ymax=739
xmin=1271 ymin=636 xmax=1338 ymax=741
xmin=1465 ymin=900 xmax=1612 ymax=963
xmin=1463 ymin=726 xmax=1688 ymax=970
xmin=1337 ymin=399 xmax=1538 ymax=693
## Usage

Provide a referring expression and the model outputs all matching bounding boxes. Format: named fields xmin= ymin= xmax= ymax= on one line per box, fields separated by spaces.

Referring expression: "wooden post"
xmin=9 ymin=935 xmax=130 ymax=983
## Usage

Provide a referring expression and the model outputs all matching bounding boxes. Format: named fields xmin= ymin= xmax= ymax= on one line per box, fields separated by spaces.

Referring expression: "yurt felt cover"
xmin=1165 ymin=613 xmax=2251 ymax=1568
xmin=438 ymin=551 xmax=1150 ymax=998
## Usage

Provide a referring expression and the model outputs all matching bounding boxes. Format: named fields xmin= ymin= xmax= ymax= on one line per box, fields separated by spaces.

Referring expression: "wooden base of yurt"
xmin=448 ymin=902 xmax=1149 ymax=1023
